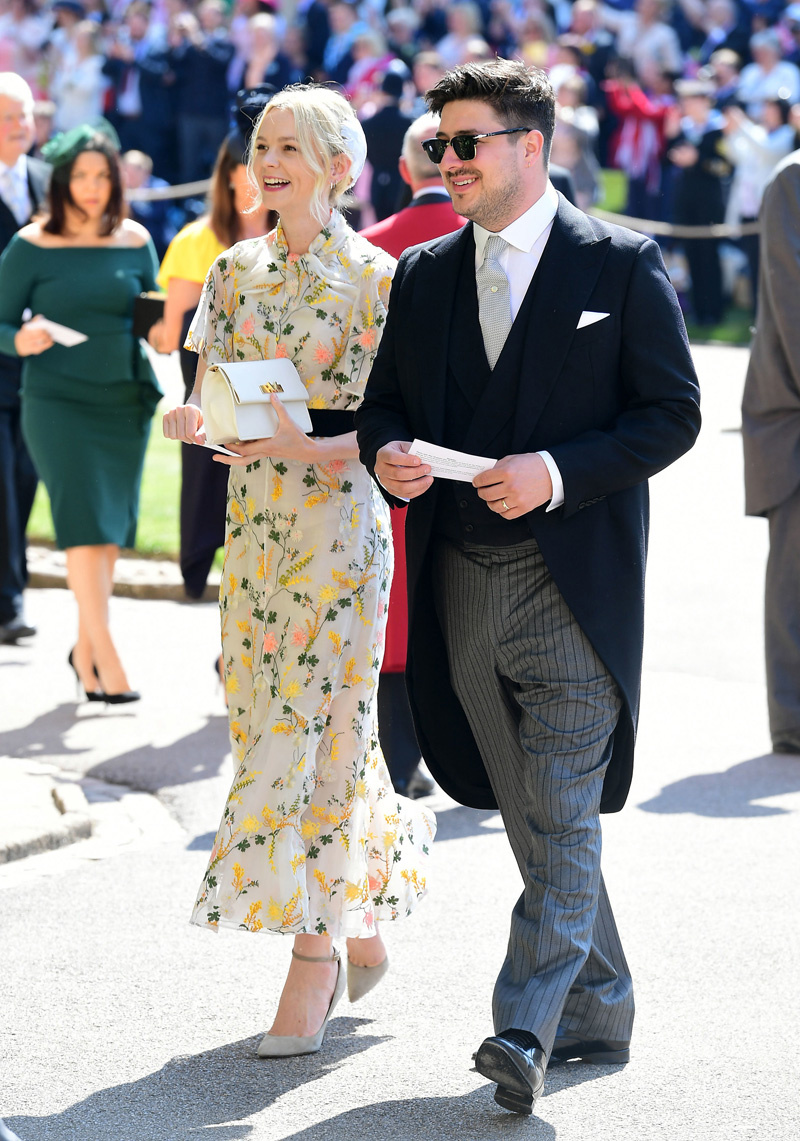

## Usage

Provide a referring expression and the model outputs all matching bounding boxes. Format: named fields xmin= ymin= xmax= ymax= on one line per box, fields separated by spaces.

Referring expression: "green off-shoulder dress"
xmin=0 ymin=236 xmax=163 ymax=549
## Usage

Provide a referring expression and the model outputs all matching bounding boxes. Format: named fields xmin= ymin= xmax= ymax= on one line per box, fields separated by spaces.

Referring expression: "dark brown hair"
xmin=43 ymin=133 xmax=123 ymax=237
xmin=208 ymin=130 xmax=276 ymax=247
xmin=426 ymin=58 xmax=556 ymax=163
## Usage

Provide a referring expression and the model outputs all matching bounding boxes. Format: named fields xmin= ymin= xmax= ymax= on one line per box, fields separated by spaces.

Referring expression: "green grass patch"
xmin=684 ymin=307 xmax=753 ymax=346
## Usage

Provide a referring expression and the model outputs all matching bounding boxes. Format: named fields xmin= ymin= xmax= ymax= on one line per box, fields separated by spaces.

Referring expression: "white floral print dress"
xmin=186 ymin=211 xmax=435 ymax=938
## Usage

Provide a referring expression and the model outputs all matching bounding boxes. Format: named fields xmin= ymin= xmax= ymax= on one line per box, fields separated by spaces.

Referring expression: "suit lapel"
xmin=411 ymin=225 xmax=474 ymax=443
xmin=511 ymin=199 xmax=611 ymax=452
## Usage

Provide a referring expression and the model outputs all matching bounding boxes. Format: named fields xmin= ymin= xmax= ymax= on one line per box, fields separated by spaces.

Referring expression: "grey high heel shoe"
xmin=256 ymin=949 xmax=345 ymax=1058
xmin=347 ymin=953 xmax=389 ymax=1003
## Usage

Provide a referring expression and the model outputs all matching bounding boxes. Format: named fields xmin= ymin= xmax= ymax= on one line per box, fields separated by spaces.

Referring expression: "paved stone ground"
xmin=1 ymin=345 xmax=799 ymax=1141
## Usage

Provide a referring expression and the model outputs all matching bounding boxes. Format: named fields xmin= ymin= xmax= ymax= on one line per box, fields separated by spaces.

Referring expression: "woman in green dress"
xmin=0 ymin=125 xmax=162 ymax=702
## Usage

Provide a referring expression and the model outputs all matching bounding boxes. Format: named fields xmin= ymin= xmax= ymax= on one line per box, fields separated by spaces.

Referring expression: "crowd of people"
xmin=4 ymin=0 xmax=800 ymax=319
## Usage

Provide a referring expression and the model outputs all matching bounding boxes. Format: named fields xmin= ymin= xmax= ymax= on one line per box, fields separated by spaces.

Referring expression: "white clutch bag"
xmin=201 ymin=359 xmax=313 ymax=446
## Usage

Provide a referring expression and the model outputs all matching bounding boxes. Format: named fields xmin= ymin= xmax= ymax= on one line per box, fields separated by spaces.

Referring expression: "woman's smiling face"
xmin=252 ymin=108 xmax=319 ymax=215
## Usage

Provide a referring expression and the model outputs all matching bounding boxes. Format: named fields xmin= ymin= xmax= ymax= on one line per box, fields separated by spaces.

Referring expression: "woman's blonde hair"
xmin=248 ymin=84 xmax=360 ymax=225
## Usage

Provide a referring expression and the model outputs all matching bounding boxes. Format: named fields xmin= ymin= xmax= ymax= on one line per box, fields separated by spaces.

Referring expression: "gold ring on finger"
xmin=501 ymin=499 xmax=509 ymax=512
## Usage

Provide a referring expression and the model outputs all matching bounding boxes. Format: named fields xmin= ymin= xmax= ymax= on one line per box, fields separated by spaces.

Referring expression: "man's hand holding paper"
xmin=375 ymin=440 xmax=433 ymax=499
xmin=473 ymin=453 xmax=553 ymax=519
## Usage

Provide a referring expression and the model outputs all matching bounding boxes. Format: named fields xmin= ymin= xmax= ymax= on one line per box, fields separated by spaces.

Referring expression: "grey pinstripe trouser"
xmin=433 ymin=537 xmax=635 ymax=1056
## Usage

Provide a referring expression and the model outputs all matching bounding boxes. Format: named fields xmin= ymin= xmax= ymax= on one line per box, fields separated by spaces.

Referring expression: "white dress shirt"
xmin=0 ymin=155 xmax=31 ymax=227
xmin=473 ymin=180 xmax=564 ymax=510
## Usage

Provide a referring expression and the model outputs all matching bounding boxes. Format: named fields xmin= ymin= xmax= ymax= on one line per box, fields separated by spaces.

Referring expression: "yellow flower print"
xmin=301 ymin=821 xmax=320 ymax=839
xmin=241 ymin=815 xmax=261 ymax=834
xmin=272 ymin=474 xmax=283 ymax=501
xmin=319 ymin=583 xmax=338 ymax=604
xmin=283 ymin=679 xmax=302 ymax=699
xmin=232 ymin=862 xmax=245 ymax=892
xmin=355 ymin=779 xmax=367 ymax=800
xmin=290 ymin=852 xmax=305 ymax=873
xmin=383 ymin=831 xmax=397 ymax=850
xmin=226 ymin=672 xmax=240 ymax=695
xmin=241 ymin=654 xmax=253 ymax=669
xmin=328 ymin=630 xmax=342 ymax=655
xmin=246 ymin=497 xmax=256 ymax=517
xmin=228 ymin=573 xmax=238 ymax=596
xmin=309 ymin=394 xmax=328 ymax=409
xmin=267 ymin=899 xmax=283 ymax=923
xmin=362 ymin=263 xmax=375 ymax=278
xmin=230 ymin=500 xmax=245 ymax=524
xmin=343 ymin=657 xmax=363 ymax=687
xmin=236 ymin=619 xmax=251 ymax=634
xmin=344 ymin=879 xmax=366 ymax=903
xmin=242 ymin=900 xmax=263 ymax=932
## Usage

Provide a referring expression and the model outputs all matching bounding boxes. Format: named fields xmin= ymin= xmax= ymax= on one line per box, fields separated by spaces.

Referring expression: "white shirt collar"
xmin=473 ymin=180 xmax=559 ymax=259
xmin=0 ymin=154 xmax=28 ymax=181
xmin=411 ymin=184 xmax=451 ymax=200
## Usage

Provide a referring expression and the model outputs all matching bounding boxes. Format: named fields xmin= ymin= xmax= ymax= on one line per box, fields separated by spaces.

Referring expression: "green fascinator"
xmin=42 ymin=120 xmax=121 ymax=172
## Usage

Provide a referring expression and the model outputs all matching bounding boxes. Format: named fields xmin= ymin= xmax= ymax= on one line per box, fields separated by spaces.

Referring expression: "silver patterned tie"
xmin=476 ymin=234 xmax=512 ymax=370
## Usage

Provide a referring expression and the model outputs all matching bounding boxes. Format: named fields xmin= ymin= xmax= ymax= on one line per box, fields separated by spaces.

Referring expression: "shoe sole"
xmin=475 ymin=1041 xmax=540 ymax=1112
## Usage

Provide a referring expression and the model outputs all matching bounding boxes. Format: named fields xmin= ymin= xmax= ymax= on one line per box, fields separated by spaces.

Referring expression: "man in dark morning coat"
xmin=0 ymin=73 xmax=50 ymax=645
xmin=742 ymin=149 xmax=800 ymax=755
xmin=355 ymin=59 xmax=701 ymax=1115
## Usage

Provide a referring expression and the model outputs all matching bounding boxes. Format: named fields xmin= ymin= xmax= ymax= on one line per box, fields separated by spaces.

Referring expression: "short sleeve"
xmin=185 ymin=251 xmax=237 ymax=364
xmin=157 ymin=221 xmax=224 ymax=290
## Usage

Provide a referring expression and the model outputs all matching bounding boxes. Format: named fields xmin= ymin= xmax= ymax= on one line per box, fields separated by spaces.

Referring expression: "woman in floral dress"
xmin=163 ymin=85 xmax=435 ymax=1057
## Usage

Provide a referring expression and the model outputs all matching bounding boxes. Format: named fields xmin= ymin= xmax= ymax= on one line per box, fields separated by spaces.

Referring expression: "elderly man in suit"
xmin=0 ymin=73 xmax=50 ymax=645
xmin=355 ymin=59 xmax=701 ymax=1116
xmin=742 ymin=149 xmax=800 ymax=755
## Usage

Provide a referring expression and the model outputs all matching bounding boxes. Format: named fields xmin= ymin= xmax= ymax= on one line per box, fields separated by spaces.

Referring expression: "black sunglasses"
xmin=421 ymin=127 xmax=532 ymax=164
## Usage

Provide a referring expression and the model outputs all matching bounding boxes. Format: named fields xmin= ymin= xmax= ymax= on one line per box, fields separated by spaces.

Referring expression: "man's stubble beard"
xmin=449 ymin=161 xmax=526 ymax=231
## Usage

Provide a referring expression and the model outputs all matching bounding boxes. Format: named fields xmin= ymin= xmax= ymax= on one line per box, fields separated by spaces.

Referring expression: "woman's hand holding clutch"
xmin=210 ymin=394 xmax=319 ymax=466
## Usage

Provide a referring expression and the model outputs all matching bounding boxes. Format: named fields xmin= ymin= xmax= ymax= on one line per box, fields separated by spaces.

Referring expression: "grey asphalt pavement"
xmin=1 ymin=344 xmax=799 ymax=1141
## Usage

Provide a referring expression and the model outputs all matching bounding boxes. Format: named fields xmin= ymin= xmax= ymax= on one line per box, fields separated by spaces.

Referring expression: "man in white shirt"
xmin=0 ymin=73 xmax=50 ymax=644
xmin=355 ymin=58 xmax=701 ymax=1115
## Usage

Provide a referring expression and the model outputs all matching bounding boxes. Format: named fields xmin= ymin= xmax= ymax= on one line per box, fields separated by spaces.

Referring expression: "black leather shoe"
xmin=474 ymin=1029 xmax=546 ymax=1115
xmin=550 ymin=1033 xmax=630 ymax=1066
xmin=393 ymin=766 xmax=435 ymax=799
xmin=0 ymin=616 xmax=37 ymax=643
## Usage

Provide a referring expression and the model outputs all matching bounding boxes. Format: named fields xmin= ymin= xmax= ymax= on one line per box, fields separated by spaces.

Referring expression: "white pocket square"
xmin=577 ymin=310 xmax=610 ymax=330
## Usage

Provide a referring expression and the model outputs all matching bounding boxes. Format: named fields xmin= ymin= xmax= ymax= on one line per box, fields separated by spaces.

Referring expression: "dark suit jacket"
xmin=0 ymin=156 xmax=50 ymax=408
xmin=355 ymin=194 xmax=701 ymax=813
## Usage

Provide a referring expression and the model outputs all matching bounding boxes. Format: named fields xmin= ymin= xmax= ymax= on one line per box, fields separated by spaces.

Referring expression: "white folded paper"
xmin=200 ymin=441 xmax=240 ymax=457
xmin=409 ymin=439 xmax=496 ymax=482
xmin=27 ymin=316 xmax=88 ymax=347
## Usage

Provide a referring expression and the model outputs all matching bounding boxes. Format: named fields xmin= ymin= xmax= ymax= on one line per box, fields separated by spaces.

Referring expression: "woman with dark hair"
xmin=148 ymin=129 xmax=276 ymax=602
xmin=0 ymin=124 xmax=161 ymax=702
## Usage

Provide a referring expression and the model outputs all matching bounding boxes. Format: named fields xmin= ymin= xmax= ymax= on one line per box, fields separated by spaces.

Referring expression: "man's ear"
xmin=523 ymin=129 xmax=545 ymax=166
xmin=398 ymin=156 xmax=413 ymax=188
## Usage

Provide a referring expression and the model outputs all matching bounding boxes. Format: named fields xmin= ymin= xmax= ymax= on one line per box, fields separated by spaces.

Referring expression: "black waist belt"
xmin=308 ymin=409 xmax=356 ymax=436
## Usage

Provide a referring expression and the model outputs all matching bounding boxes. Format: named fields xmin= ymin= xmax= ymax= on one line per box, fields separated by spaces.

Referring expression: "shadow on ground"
xmin=6 ymin=1020 xmax=385 ymax=1141
xmin=87 ymin=716 xmax=229 ymax=792
xmin=638 ymin=752 xmax=800 ymax=816
xmin=433 ymin=804 xmax=506 ymax=843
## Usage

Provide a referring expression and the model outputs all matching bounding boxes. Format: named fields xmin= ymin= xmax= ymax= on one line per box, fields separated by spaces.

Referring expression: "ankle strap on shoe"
xmin=291 ymin=948 xmax=340 ymax=963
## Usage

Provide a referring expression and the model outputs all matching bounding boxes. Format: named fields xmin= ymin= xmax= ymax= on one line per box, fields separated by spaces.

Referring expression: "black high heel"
xmin=68 ymin=649 xmax=104 ymax=702
xmin=100 ymin=690 xmax=141 ymax=705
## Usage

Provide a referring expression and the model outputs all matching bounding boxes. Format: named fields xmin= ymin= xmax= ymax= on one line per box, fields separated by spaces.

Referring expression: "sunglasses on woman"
xmin=420 ymin=127 xmax=533 ymax=164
